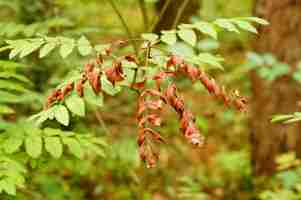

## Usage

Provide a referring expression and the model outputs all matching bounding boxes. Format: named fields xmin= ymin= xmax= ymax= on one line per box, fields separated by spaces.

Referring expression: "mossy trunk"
xmin=251 ymin=0 xmax=301 ymax=176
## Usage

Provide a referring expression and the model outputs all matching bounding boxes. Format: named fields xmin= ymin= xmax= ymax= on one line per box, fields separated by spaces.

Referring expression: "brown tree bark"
xmin=251 ymin=0 xmax=301 ymax=176
xmin=154 ymin=0 xmax=200 ymax=32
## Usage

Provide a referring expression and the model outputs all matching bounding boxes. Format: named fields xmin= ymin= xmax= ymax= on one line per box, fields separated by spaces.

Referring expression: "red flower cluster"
xmin=167 ymin=55 xmax=248 ymax=112
xmin=46 ymin=83 xmax=74 ymax=108
xmin=44 ymin=51 xmax=247 ymax=168
xmin=45 ymin=54 xmax=126 ymax=109
xmin=165 ymin=83 xmax=204 ymax=147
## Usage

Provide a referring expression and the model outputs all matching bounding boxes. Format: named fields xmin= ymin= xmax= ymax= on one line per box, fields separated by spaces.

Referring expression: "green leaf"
xmin=0 ymin=105 xmax=14 ymax=114
xmin=194 ymin=21 xmax=217 ymax=39
xmin=0 ymin=80 xmax=28 ymax=92
xmin=39 ymin=42 xmax=57 ymax=58
xmin=271 ymin=114 xmax=293 ymax=123
xmin=84 ymin=84 xmax=103 ymax=107
xmin=233 ymin=20 xmax=258 ymax=33
xmin=54 ymin=105 xmax=69 ymax=126
xmin=141 ymin=33 xmax=159 ymax=43
xmin=177 ymin=29 xmax=197 ymax=46
xmin=3 ymin=135 xmax=23 ymax=154
xmin=65 ymin=94 xmax=85 ymax=117
xmin=161 ymin=31 xmax=177 ymax=45
xmin=197 ymin=53 xmax=224 ymax=69
xmin=25 ymin=135 xmax=42 ymax=158
xmin=0 ymin=72 xmax=32 ymax=84
xmin=45 ymin=136 xmax=63 ymax=158
xmin=62 ymin=137 xmax=83 ymax=159
xmin=77 ymin=35 xmax=92 ymax=56
xmin=214 ymin=19 xmax=239 ymax=33
xmin=43 ymin=128 xmax=63 ymax=137
xmin=101 ymin=76 xmax=122 ymax=96
xmin=19 ymin=40 xmax=44 ymax=58
xmin=59 ymin=37 xmax=75 ymax=58
xmin=242 ymin=17 xmax=269 ymax=25
xmin=0 ymin=178 xmax=16 ymax=195
xmin=7 ymin=40 xmax=28 ymax=59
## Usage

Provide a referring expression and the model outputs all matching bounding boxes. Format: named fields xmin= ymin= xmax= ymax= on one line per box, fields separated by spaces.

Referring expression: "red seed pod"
xmin=76 ymin=80 xmax=84 ymax=97
xmin=185 ymin=64 xmax=201 ymax=83
xmin=145 ymin=99 xmax=164 ymax=110
xmin=124 ymin=55 xmax=137 ymax=63
xmin=105 ymin=61 xmax=124 ymax=86
xmin=220 ymin=87 xmax=230 ymax=107
xmin=139 ymin=146 xmax=147 ymax=162
xmin=105 ymin=47 xmax=112 ymax=56
xmin=62 ymin=83 xmax=74 ymax=97
xmin=137 ymin=132 xmax=146 ymax=146
xmin=146 ymin=154 xmax=157 ymax=168
xmin=166 ymin=55 xmax=183 ymax=67
xmin=95 ymin=55 xmax=103 ymax=65
xmin=56 ymin=89 xmax=64 ymax=101
xmin=92 ymin=72 xmax=101 ymax=94
xmin=131 ymin=80 xmax=146 ymax=90
xmin=84 ymin=63 xmax=94 ymax=74
xmin=147 ymin=114 xmax=162 ymax=126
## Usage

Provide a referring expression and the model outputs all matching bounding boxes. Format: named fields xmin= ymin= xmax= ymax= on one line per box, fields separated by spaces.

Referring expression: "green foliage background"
xmin=0 ymin=0 xmax=300 ymax=200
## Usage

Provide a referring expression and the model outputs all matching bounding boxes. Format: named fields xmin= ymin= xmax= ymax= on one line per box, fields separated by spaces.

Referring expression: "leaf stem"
xmin=95 ymin=110 xmax=111 ymax=135
xmin=172 ymin=0 xmax=190 ymax=29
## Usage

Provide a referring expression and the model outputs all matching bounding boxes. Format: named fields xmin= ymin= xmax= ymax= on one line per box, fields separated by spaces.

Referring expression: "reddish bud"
xmin=76 ymin=80 xmax=84 ymax=97
xmin=124 ymin=55 xmax=137 ymax=63
xmin=166 ymin=55 xmax=183 ymax=67
xmin=105 ymin=62 xmax=124 ymax=86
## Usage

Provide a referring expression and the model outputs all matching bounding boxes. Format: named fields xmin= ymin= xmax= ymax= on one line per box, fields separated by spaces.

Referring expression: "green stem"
xmin=172 ymin=0 xmax=189 ymax=29
xmin=138 ymin=0 xmax=149 ymax=31
xmin=150 ymin=0 xmax=172 ymax=32
xmin=107 ymin=0 xmax=138 ymax=55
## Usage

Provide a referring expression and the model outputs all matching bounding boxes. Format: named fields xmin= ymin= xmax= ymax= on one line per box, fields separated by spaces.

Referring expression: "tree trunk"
xmin=251 ymin=0 xmax=301 ymax=176
xmin=154 ymin=0 xmax=200 ymax=32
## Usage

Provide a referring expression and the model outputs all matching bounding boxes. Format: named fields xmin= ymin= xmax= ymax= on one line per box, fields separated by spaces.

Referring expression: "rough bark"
xmin=251 ymin=0 xmax=301 ymax=176
xmin=154 ymin=0 xmax=200 ymax=32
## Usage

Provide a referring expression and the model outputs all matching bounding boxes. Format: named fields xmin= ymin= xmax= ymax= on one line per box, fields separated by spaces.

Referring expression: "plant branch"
xmin=95 ymin=110 xmax=111 ymax=136
xmin=138 ymin=0 xmax=149 ymax=31
xmin=150 ymin=0 xmax=172 ymax=32
xmin=172 ymin=0 xmax=189 ymax=29
xmin=107 ymin=0 xmax=138 ymax=55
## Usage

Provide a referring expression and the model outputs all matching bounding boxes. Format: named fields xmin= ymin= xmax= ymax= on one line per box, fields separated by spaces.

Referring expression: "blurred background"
xmin=1 ymin=0 xmax=301 ymax=199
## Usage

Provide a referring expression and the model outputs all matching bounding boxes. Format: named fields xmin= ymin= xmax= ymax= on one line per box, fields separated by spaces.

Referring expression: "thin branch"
xmin=138 ymin=0 xmax=149 ymax=31
xmin=150 ymin=0 xmax=172 ymax=32
xmin=95 ymin=110 xmax=111 ymax=136
xmin=107 ymin=0 xmax=138 ymax=55
xmin=172 ymin=0 xmax=190 ymax=29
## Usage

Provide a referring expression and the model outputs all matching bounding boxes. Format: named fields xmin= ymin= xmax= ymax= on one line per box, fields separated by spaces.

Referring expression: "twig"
xmin=107 ymin=0 xmax=138 ymax=55
xmin=172 ymin=0 xmax=190 ymax=29
xmin=150 ymin=0 xmax=172 ymax=32
xmin=95 ymin=110 xmax=111 ymax=135
xmin=138 ymin=0 xmax=149 ymax=31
